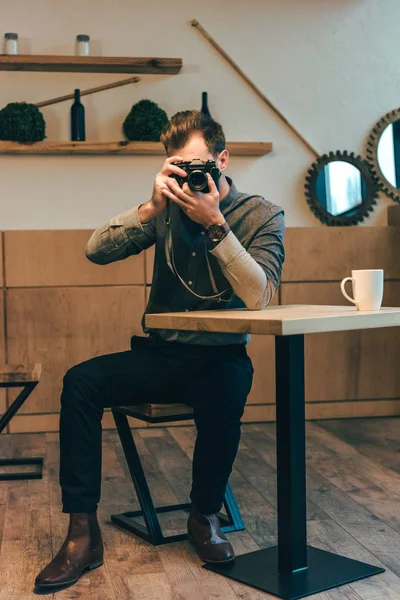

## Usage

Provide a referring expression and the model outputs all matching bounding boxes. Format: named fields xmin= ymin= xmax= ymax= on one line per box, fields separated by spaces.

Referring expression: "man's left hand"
xmin=161 ymin=173 xmax=224 ymax=228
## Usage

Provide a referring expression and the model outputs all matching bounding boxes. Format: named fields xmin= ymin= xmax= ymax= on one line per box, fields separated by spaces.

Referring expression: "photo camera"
xmin=169 ymin=159 xmax=221 ymax=193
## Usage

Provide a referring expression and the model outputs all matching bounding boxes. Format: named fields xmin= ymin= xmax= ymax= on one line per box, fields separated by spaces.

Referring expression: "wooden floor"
xmin=0 ymin=417 xmax=399 ymax=599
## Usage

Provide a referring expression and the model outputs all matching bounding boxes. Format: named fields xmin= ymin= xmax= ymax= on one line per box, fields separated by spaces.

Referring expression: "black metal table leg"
xmin=205 ymin=334 xmax=384 ymax=600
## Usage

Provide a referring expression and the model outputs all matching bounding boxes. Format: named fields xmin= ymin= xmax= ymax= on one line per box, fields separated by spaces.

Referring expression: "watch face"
xmin=207 ymin=224 xmax=225 ymax=242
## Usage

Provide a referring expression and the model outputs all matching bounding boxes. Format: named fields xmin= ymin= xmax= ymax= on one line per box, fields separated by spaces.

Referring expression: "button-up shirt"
xmin=85 ymin=178 xmax=285 ymax=345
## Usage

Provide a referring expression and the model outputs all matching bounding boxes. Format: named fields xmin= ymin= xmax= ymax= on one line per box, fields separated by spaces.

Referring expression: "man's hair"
xmin=160 ymin=110 xmax=226 ymax=156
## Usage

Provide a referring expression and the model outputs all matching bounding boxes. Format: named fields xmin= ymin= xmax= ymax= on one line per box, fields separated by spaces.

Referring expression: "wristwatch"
xmin=206 ymin=221 xmax=230 ymax=244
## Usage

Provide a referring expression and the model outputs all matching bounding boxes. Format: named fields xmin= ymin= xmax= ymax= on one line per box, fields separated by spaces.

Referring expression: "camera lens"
xmin=188 ymin=170 xmax=208 ymax=191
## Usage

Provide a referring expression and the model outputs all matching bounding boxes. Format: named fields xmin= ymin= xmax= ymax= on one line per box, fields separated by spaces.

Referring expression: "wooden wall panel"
xmin=0 ymin=234 xmax=6 ymax=412
xmin=281 ymin=281 xmax=400 ymax=403
xmin=282 ymin=228 xmax=400 ymax=282
xmin=388 ymin=207 xmax=400 ymax=227
xmin=243 ymin=404 xmax=275 ymax=422
xmin=148 ymin=226 xmax=400 ymax=283
xmin=246 ymin=293 xmax=278 ymax=405
xmin=145 ymin=245 xmax=155 ymax=285
xmin=306 ymin=399 xmax=400 ymax=420
xmin=3 ymin=224 xmax=400 ymax=431
xmin=0 ymin=290 xmax=6 ymax=413
xmin=6 ymin=286 xmax=145 ymax=414
xmin=219 ymin=399 xmax=400 ymax=425
xmin=240 ymin=399 xmax=400 ymax=422
xmin=145 ymin=285 xmax=150 ymax=304
xmin=0 ymin=231 xmax=3 ymax=286
xmin=5 ymin=230 xmax=145 ymax=287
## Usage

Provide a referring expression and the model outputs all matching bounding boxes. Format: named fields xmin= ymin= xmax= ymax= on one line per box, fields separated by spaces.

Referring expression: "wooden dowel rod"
xmin=190 ymin=19 xmax=320 ymax=158
xmin=35 ymin=76 xmax=141 ymax=108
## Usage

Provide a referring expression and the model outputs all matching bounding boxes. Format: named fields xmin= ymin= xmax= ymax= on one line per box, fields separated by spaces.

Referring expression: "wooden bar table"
xmin=145 ymin=305 xmax=400 ymax=600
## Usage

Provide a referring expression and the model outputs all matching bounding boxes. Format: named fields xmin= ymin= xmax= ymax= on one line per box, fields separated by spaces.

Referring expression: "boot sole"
xmin=35 ymin=559 xmax=104 ymax=591
xmin=187 ymin=533 xmax=235 ymax=564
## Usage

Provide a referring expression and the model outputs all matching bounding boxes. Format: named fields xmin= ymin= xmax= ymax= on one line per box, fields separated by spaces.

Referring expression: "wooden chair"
xmin=111 ymin=402 xmax=245 ymax=545
xmin=0 ymin=364 xmax=43 ymax=480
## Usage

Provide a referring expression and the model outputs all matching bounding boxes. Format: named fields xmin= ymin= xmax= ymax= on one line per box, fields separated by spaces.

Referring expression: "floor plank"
xmin=321 ymin=418 xmax=400 ymax=474
xmin=0 ymin=433 xmax=51 ymax=600
xmin=0 ymin=419 xmax=398 ymax=599
xmin=242 ymin=422 xmax=400 ymax=598
xmin=169 ymin=426 xmax=279 ymax=600
xmin=306 ymin=422 xmax=400 ymax=534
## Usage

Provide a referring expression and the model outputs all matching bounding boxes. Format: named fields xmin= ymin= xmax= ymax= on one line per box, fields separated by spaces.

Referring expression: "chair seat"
xmin=0 ymin=363 xmax=42 ymax=385
xmin=114 ymin=403 xmax=194 ymax=424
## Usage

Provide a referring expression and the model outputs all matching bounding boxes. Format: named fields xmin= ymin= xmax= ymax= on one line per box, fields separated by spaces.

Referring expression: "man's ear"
xmin=216 ymin=149 xmax=229 ymax=172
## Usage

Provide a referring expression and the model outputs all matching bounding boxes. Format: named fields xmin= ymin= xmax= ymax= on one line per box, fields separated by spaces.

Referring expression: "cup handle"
xmin=340 ymin=277 xmax=356 ymax=304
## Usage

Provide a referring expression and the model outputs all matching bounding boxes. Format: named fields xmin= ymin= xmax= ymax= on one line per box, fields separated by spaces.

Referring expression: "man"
xmin=35 ymin=110 xmax=285 ymax=591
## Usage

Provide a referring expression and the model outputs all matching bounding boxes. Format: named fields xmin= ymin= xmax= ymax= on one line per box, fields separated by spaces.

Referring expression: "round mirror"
xmin=305 ymin=151 xmax=378 ymax=225
xmin=366 ymin=109 xmax=400 ymax=202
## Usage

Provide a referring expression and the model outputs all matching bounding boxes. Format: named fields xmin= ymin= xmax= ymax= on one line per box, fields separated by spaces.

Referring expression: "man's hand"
xmin=161 ymin=173 xmax=224 ymax=228
xmin=138 ymin=156 xmax=187 ymax=223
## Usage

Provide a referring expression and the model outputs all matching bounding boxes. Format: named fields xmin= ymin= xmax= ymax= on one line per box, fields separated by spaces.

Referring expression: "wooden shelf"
xmin=0 ymin=141 xmax=273 ymax=156
xmin=0 ymin=55 xmax=182 ymax=74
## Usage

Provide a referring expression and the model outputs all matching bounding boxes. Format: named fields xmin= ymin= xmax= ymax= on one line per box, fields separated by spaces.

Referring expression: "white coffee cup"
xmin=340 ymin=269 xmax=384 ymax=311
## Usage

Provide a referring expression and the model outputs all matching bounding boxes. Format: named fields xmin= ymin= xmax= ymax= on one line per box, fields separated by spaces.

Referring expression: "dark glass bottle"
xmin=70 ymin=88 xmax=85 ymax=141
xmin=201 ymin=91 xmax=211 ymax=117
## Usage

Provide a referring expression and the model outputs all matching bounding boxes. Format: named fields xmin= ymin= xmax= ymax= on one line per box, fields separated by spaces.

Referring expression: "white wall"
xmin=1 ymin=0 xmax=399 ymax=230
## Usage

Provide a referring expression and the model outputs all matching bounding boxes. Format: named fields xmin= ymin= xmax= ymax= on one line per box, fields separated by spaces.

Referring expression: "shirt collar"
xmin=219 ymin=176 xmax=240 ymax=213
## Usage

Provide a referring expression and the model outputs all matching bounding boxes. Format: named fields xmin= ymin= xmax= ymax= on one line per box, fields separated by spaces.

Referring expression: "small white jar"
xmin=4 ymin=33 xmax=19 ymax=55
xmin=76 ymin=34 xmax=90 ymax=56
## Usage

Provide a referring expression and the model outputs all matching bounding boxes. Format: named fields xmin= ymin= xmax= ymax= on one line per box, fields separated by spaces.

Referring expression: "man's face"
xmin=168 ymin=132 xmax=228 ymax=172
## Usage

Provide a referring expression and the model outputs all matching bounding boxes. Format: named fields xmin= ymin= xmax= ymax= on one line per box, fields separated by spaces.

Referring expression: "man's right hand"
xmin=138 ymin=156 xmax=187 ymax=223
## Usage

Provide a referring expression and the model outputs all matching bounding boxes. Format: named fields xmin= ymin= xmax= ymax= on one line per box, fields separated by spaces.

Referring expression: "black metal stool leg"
xmin=219 ymin=482 xmax=245 ymax=533
xmin=0 ymin=381 xmax=43 ymax=480
xmin=111 ymin=407 xmax=245 ymax=545
xmin=0 ymin=383 xmax=37 ymax=434
xmin=111 ymin=410 xmax=164 ymax=544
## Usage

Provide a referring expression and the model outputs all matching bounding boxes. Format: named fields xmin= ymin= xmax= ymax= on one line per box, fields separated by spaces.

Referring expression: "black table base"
xmin=206 ymin=545 xmax=384 ymax=600
xmin=205 ymin=334 xmax=384 ymax=599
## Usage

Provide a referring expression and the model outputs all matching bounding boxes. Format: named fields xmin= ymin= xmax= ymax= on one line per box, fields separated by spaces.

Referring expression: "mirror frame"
xmin=305 ymin=151 xmax=378 ymax=226
xmin=366 ymin=108 xmax=400 ymax=203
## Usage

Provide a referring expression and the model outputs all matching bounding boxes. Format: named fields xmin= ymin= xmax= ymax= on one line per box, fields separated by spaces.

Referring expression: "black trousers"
xmin=60 ymin=334 xmax=254 ymax=515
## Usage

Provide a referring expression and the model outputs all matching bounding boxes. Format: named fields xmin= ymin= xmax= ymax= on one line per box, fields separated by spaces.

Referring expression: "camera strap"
xmin=164 ymin=200 xmax=231 ymax=302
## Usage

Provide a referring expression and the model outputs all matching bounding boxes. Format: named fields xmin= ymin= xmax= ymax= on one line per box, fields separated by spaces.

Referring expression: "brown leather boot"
xmin=187 ymin=504 xmax=235 ymax=563
xmin=35 ymin=513 xmax=103 ymax=591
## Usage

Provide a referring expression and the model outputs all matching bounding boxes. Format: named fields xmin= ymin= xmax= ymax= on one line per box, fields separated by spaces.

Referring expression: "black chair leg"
xmin=0 ymin=381 xmax=43 ymax=481
xmin=111 ymin=409 xmax=245 ymax=544
xmin=219 ymin=482 xmax=245 ymax=533
xmin=111 ymin=410 xmax=164 ymax=544
xmin=0 ymin=457 xmax=43 ymax=481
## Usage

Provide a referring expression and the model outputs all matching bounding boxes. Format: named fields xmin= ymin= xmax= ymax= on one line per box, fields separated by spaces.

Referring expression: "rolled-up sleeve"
xmin=85 ymin=206 xmax=156 ymax=265
xmin=210 ymin=207 xmax=285 ymax=310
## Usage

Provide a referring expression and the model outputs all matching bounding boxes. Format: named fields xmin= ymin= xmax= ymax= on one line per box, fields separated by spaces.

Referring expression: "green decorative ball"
xmin=123 ymin=99 xmax=168 ymax=142
xmin=0 ymin=102 xmax=46 ymax=142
